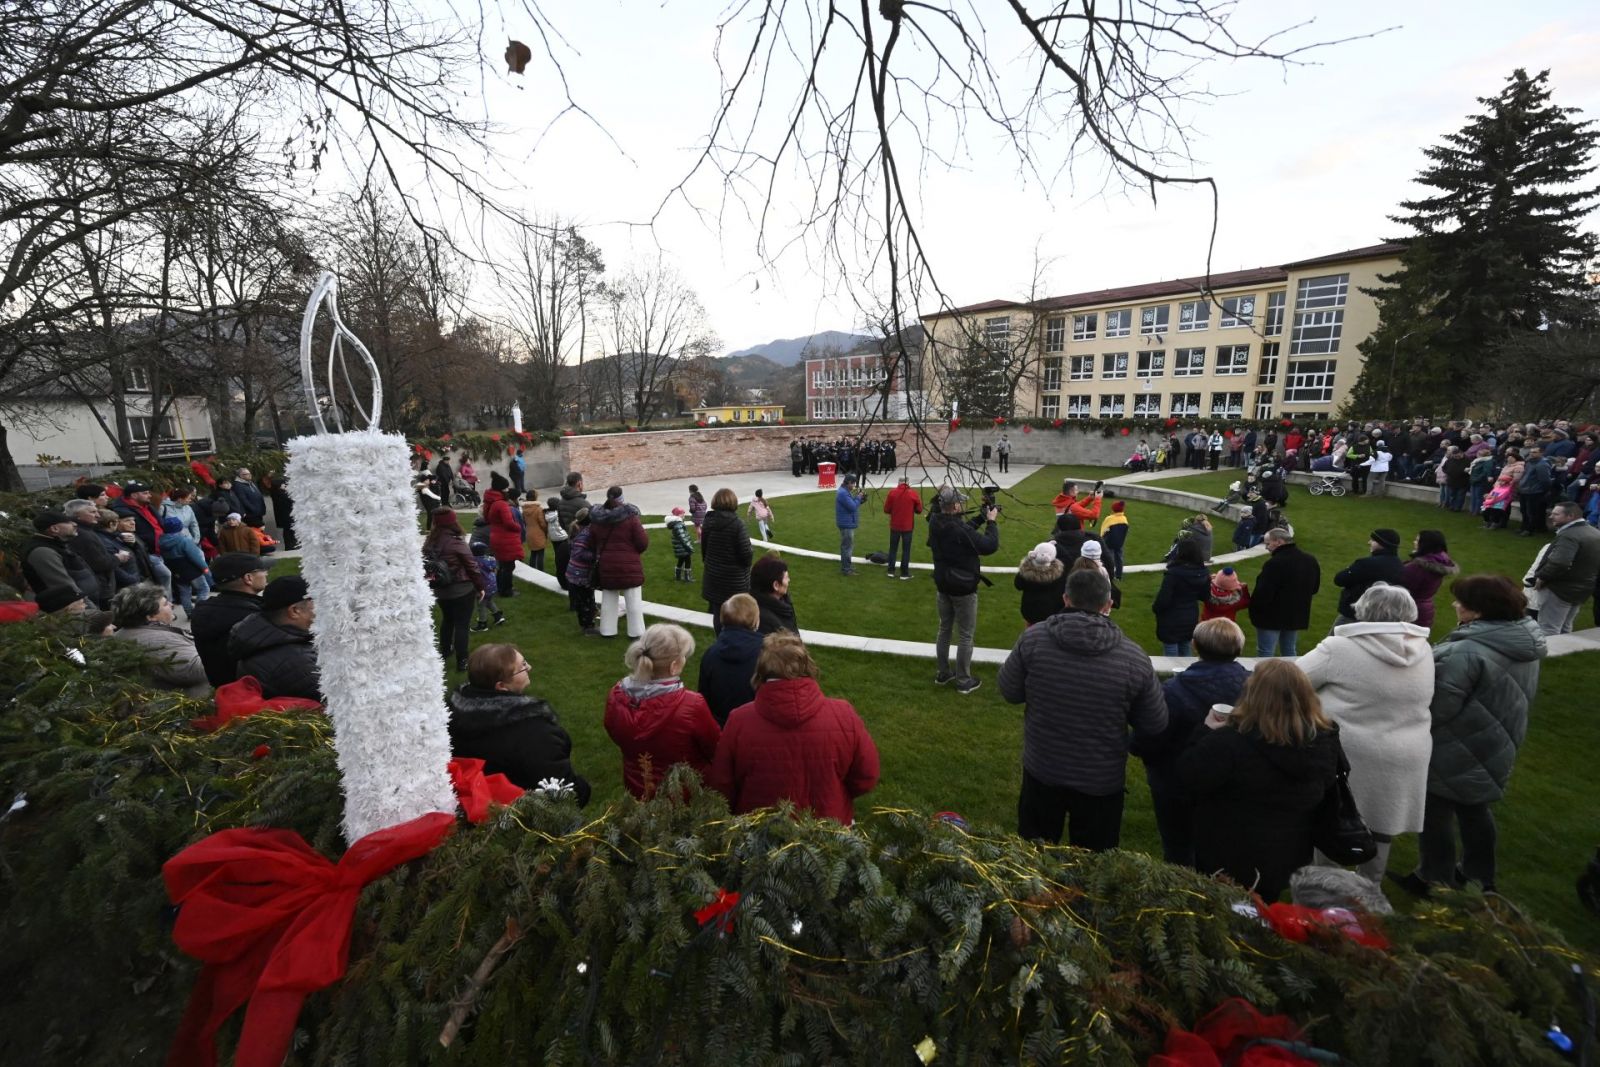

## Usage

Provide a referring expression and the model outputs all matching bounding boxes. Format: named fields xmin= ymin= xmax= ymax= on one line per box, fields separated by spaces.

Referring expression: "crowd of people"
xmin=10 ymin=416 xmax=1600 ymax=907
xmin=788 ymin=436 xmax=899 ymax=478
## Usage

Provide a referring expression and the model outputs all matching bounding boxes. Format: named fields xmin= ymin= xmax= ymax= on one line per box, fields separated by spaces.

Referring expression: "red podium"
xmin=817 ymin=461 xmax=837 ymax=488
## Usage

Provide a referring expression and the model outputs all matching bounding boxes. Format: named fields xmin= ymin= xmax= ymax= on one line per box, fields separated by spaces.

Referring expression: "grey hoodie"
xmin=998 ymin=610 xmax=1167 ymax=793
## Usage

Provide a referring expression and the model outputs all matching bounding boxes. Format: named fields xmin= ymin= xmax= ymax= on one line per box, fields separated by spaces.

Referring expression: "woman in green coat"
xmin=1392 ymin=574 xmax=1547 ymax=896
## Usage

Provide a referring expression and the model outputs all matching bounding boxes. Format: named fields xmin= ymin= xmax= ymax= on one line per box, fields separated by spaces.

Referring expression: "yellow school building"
xmin=921 ymin=243 xmax=1404 ymax=423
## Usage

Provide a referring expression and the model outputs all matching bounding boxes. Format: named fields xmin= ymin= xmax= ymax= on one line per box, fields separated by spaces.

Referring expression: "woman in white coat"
xmin=1293 ymin=582 xmax=1434 ymax=882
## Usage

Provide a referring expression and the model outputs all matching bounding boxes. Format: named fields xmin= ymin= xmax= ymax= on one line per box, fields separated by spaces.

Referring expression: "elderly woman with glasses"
xmin=1293 ymin=582 xmax=1434 ymax=883
xmin=446 ymin=642 xmax=591 ymax=804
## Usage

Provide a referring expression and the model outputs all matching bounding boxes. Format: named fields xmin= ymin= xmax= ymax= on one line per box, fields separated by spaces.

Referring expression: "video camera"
xmin=970 ymin=485 xmax=1002 ymax=523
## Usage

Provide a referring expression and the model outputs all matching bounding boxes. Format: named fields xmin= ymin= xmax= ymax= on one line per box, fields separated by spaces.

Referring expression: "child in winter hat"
xmin=1202 ymin=566 xmax=1250 ymax=622
xmin=666 ymin=508 xmax=695 ymax=581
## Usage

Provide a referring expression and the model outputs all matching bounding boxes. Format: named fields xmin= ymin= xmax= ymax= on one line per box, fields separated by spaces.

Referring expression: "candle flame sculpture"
xmin=285 ymin=272 xmax=456 ymax=842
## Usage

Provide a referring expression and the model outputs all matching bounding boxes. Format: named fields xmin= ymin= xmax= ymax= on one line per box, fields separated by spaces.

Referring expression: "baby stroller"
xmin=451 ymin=478 xmax=482 ymax=508
xmin=1306 ymin=471 xmax=1347 ymax=497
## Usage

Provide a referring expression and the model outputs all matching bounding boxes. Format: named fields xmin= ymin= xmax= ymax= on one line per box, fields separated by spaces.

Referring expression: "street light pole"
xmin=1386 ymin=329 xmax=1419 ymax=416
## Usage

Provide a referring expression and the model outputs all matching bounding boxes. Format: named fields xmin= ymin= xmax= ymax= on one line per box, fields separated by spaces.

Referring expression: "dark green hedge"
xmin=0 ymin=618 xmax=1591 ymax=1065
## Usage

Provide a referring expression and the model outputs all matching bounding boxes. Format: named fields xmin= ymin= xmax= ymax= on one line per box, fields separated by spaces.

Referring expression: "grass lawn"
xmin=633 ymin=464 xmax=1233 ymax=651
xmin=268 ymin=476 xmax=1600 ymax=954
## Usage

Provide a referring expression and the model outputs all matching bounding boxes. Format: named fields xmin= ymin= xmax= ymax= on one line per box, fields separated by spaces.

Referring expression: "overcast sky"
xmin=450 ymin=1 xmax=1600 ymax=354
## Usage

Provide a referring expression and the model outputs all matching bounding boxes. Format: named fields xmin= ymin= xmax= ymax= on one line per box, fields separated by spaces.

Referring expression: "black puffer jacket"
xmin=227 ymin=613 xmax=322 ymax=701
xmin=700 ymin=509 xmax=752 ymax=607
xmin=189 ymin=590 xmax=264 ymax=686
xmin=447 ymin=685 xmax=591 ymax=804
xmin=1248 ymin=542 xmax=1321 ymax=631
xmin=1131 ymin=659 xmax=1250 ymax=786
xmin=1151 ymin=561 xmax=1211 ymax=644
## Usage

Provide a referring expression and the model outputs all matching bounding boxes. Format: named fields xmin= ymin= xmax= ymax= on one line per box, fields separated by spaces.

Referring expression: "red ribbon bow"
xmin=693 ymin=888 xmax=741 ymax=933
xmin=163 ymin=812 xmax=455 ymax=1067
xmin=447 ymin=757 xmax=525 ymax=824
xmin=192 ymin=676 xmax=322 ymax=732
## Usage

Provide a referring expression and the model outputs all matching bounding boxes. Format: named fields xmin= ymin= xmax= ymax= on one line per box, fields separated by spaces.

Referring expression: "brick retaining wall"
xmin=557 ymin=423 xmax=951 ymax=488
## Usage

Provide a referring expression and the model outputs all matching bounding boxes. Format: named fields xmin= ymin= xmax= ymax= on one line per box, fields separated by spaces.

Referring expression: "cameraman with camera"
xmin=928 ymin=487 xmax=1000 ymax=694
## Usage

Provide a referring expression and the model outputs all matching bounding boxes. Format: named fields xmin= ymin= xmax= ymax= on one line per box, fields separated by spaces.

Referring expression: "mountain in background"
xmin=724 ymin=330 xmax=874 ymax=366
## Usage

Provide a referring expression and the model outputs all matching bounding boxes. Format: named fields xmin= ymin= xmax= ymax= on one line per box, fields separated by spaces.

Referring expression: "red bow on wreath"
xmin=447 ymin=757 xmax=524 ymax=824
xmin=163 ymin=813 xmax=456 ymax=1067
xmin=694 ymin=888 xmax=741 ymax=934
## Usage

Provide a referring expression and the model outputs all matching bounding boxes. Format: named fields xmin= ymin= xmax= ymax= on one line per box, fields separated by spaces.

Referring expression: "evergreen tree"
xmin=1346 ymin=69 xmax=1598 ymax=418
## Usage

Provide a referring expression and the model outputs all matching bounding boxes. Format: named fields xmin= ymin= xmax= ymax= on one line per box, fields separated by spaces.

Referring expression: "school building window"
xmin=1098 ymin=393 xmax=1126 ymax=418
xmin=1069 ymin=355 xmax=1095 ymax=380
xmin=1290 ymin=310 xmax=1344 ymax=355
xmin=1220 ymin=295 xmax=1256 ymax=328
xmin=1254 ymin=391 xmax=1275 ymax=420
xmin=1102 ymin=352 xmax=1129 ymax=379
xmin=1174 ymin=347 xmax=1206 ymax=377
xmin=1040 ymin=395 xmax=1060 ymax=419
xmin=1284 ymin=359 xmax=1337 ymax=404
xmin=1139 ymin=304 xmax=1170 ymax=335
xmin=1042 ymin=357 xmax=1062 ymax=391
xmin=1066 ymin=394 xmax=1092 ymax=419
xmin=1170 ymin=392 xmax=1201 ymax=418
xmin=1072 ymin=313 xmax=1096 ymax=341
xmin=1105 ymin=308 xmax=1132 ymax=338
xmin=1178 ymin=299 xmax=1210 ymax=332
xmin=1215 ymin=344 xmax=1251 ymax=375
xmin=1209 ymin=392 xmax=1244 ymax=419
xmin=1137 ymin=350 xmax=1165 ymax=378
xmin=1265 ymin=290 xmax=1286 ymax=336
xmin=1045 ymin=316 xmax=1066 ymax=353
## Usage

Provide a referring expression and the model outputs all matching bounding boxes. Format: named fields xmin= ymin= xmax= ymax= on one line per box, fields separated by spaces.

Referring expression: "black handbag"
xmin=1313 ymin=737 xmax=1377 ymax=866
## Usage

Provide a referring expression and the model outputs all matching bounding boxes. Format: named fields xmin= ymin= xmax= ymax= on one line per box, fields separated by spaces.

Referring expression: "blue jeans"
xmin=1161 ymin=641 xmax=1192 ymax=656
xmin=887 ymin=528 xmax=913 ymax=573
xmin=1469 ymin=480 xmax=1488 ymax=515
xmin=1256 ymin=628 xmax=1299 ymax=656
xmin=173 ymin=575 xmax=209 ymax=613
xmin=839 ymin=527 xmax=855 ymax=572
xmin=1445 ymin=486 xmax=1466 ymax=511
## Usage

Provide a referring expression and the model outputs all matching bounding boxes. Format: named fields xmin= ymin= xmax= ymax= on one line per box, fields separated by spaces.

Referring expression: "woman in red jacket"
xmin=604 ymin=623 xmax=720 ymax=798
xmin=710 ymin=632 xmax=880 ymax=824
xmin=589 ymin=485 xmax=650 ymax=639
xmin=481 ymin=472 xmax=524 ymax=599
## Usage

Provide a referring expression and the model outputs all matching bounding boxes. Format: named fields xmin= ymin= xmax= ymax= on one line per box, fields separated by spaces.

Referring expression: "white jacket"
xmin=1295 ymin=621 xmax=1435 ymax=835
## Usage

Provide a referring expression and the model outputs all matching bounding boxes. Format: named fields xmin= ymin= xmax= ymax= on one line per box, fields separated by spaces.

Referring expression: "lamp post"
xmin=1386 ymin=329 xmax=1419 ymax=417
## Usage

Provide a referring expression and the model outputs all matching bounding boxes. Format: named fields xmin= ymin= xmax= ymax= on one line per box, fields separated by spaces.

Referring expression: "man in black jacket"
xmin=1333 ymin=527 xmax=1405 ymax=626
xmin=228 ymin=575 xmax=321 ymax=701
xmin=998 ymin=567 xmax=1167 ymax=849
xmin=1247 ymin=528 xmax=1321 ymax=657
xmin=927 ymin=488 xmax=999 ymax=694
xmin=21 ymin=509 xmax=92 ymax=600
xmin=189 ymin=553 xmax=270 ymax=685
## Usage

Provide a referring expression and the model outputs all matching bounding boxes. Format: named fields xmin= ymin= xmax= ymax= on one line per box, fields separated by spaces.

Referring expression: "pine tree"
xmin=1346 ymin=69 xmax=1598 ymax=418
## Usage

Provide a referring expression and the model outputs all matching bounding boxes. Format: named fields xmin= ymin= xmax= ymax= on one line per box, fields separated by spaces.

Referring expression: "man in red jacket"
xmin=882 ymin=474 xmax=923 ymax=579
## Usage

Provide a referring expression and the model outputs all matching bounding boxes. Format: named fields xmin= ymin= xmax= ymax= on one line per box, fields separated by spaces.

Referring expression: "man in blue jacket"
xmin=835 ymin=474 xmax=864 ymax=575
xmin=1518 ymin=448 xmax=1554 ymax=536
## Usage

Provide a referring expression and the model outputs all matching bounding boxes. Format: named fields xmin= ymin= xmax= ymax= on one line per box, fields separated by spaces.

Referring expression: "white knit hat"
xmin=1080 ymin=541 xmax=1103 ymax=560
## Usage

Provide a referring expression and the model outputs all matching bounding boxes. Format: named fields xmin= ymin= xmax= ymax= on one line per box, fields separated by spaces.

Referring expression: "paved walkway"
xmin=505 ymin=558 xmax=1600 ymax=674
xmin=529 ymin=463 xmax=1051 ymax=517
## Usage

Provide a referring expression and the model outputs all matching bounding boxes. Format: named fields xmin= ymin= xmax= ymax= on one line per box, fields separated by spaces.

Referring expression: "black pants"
xmin=1016 ymin=769 xmax=1124 ymax=851
xmin=553 ymin=539 xmax=571 ymax=590
xmin=496 ymin=558 xmax=515 ymax=596
xmin=569 ymin=586 xmax=596 ymax=628
xmin=887 ymin=528 xmax=913 ymax=574
xmin=1349 ymin=466 xmax=1368 ymax=494
xmin=997 ymin=453 xmax=1009 ymax=472
xmin=1418 ymin=792 xmax=1497 ymax=888
xmin=1146 ymin=770 xmax=1194 ymax=867
xmin=1520 ymin=492 xmax=1548 ymax=533
xmin=438 ymin=592 xmax=474 ymax=666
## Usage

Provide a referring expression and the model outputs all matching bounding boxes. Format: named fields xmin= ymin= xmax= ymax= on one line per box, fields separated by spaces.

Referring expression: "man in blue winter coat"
xmin=835 ymin=475 xmax=864 ymax=575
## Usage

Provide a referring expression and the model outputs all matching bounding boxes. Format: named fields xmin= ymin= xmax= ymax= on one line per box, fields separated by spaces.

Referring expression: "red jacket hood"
xmin=606 ymin=680 xmax=700 ymax=740
xmin=751 ymin=676 xmax=827 ymax=728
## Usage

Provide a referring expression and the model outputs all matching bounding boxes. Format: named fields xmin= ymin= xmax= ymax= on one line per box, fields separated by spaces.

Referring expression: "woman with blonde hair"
xmin=603 ymin=623 xmax=720 ymax=798
xmin=1178 ymin=659 xmax=1342 ymax=900
xmin=709 ymin=632 xmax=879 ymax=824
